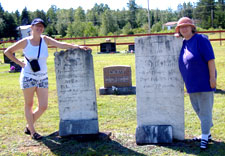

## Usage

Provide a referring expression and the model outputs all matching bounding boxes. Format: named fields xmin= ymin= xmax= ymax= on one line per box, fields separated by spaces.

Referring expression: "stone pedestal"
xmin=99 ymin=86 xmax=136 ymax=95
xmin=136 ymin=125 xmax=172 ymax=144
xmin=135 ymin=35 xmax=184 ymax=143
xmin=54 ymin=49 xmax=99 ymax=136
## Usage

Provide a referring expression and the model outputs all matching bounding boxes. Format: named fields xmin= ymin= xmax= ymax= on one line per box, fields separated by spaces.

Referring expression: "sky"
xmin=1 ymin=0 xmax=198 ymax=13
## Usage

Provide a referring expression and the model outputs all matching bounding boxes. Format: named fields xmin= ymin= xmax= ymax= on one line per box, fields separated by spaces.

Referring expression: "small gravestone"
xmin=54 ymin=48 xmax=99 ymax=136
xmin=128 ymin=44 xmax=135 ymax=53
xmin=104 ymin=65 xmax=132 ymax=88
xmin=99 ymin=65 xmax=136 ymax=95
xmin=9 ymin=62 xmax=21 ymax=73
xmin=100 ymin=42 xmax=116 ymax=53
xmin=135 ymin=35 xmax=184 ymax=144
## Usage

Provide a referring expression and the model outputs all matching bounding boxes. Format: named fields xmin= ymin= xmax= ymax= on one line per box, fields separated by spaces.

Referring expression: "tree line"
xmin=0 ymin=0 xmax=224 ymax=40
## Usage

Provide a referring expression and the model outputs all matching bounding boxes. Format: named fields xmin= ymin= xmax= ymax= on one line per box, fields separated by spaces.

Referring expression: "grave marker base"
xmin=99 ymin=86 xmax=136 ymax=95
xmin=136 ymin=125 xmax=173 ymax=144
xmin=59 ymin=119 xmax=99 ymax=137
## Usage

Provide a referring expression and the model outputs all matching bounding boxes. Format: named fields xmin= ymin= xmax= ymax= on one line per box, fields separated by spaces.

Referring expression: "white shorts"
xmin=20 ymin=72 xmax=48 ymax=89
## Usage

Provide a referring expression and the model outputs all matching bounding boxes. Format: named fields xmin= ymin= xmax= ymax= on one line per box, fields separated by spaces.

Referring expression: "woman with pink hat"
xmin=176 ymin=17 xmax=216 ymax=149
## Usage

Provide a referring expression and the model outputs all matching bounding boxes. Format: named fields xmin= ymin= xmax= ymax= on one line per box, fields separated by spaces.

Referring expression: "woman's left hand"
xmin=79 ymin=46 xmax=92 ymax=51
xmin=210 ymin=78 xmax=216 ymax=89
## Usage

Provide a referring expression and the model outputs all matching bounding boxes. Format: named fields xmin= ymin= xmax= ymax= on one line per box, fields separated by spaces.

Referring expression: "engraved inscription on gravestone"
xmin=99 ymin=65 xmax=136 ymax=95
xmin=135 ymin=35 xmax=184 ymax=143
xmin=54 ymin=49 xmax=99 ymax=136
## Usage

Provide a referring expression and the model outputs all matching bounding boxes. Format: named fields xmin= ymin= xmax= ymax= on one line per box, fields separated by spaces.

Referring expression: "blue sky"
xmin=1 ymin=0 xmax=198 ymax=13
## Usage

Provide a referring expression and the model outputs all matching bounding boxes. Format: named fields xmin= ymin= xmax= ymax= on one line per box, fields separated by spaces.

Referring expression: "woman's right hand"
xmin=19 ymin=62 xmax=26 ymax=68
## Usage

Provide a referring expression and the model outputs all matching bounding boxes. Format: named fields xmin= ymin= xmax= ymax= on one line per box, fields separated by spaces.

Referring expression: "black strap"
xmin=25 ymin=38 xmax=42 ymax=63
xmin=37 ymin=38 xmax=42 ymax=59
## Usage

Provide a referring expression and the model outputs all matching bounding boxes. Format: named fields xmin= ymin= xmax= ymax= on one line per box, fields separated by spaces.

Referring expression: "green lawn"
xmin=0 ymin=37 xmax=225 ymax=155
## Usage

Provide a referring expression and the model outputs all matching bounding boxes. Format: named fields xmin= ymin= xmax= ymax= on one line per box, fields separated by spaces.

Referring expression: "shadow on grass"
xmin=39 ymin=131 xmax=145 ymax=156
xmin=160 ymin=139 xmax=225 ymax=155
xmin=215 ymin=88 xmax=225 ymax=94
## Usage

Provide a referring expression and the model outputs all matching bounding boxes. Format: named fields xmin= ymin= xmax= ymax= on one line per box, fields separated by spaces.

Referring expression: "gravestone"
xmin=99 ymin=65 xmax=136 ymax=95
xmin=54 ymin=48 xmax=99 ymax=136
xmin=135 ymin=35 xmax=184 ymax=144
xmin=128 ymin=44 xmax=135 ymax=53
xmin=10 ymin=62 xmax=21 ymax=72
xmin=104 ymin=65 xmax=132 ymax=88
xmin=100 ymin=42 xmax=116 ymax=53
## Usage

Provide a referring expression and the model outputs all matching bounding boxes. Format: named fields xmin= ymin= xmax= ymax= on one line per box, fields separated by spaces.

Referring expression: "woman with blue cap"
xmin=4 ymin=18 xmax=91 ymax=140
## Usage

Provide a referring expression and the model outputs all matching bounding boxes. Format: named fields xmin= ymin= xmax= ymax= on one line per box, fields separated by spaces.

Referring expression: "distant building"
xmin=162 ymin=21 xmax=177 ymax=30
xmin=17 ymin=25 xmax=31 ymax=39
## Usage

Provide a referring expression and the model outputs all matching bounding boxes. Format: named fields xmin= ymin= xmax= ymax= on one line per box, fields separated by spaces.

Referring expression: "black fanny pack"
xmin=25 ymin=38 xmax=42 ymax=72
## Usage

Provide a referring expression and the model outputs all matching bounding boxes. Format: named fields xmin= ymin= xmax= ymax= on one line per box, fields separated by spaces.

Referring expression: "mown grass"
xmin=0 ymin=36 xmax=225 ymax=156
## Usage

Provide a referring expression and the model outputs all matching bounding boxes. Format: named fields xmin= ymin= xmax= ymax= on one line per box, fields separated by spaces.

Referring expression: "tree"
xmin=0 ymin=3 xmax=5 ymax=38
xmin=136 ymin=8 xmax=148 ymax=27
xmin=86 ymin=3 xmax=110 ymax=26
xmin=177 ymin=2 xmax=194 ymax=19
xmin=92 ymin=3 xmax=110 ymax=14
xmin=0 ymin=18 xmax=5 ymax=39
xmin=127 ymin=0 xmax=138 ymax=28
xmin=67 ymin=21 xmax=85 ymax=37
xmin=86 ymin=9 xmax=99 ymax=26
xmin=151 ymin=22 xmax=162 ymax=32
xmin=46 ymin=5 xmax=57 ymax=24
xmin=114 ymin=9 xmax=127 ymax=29
xmin=21 ymin=7 xmax=30 ymax=25
xmin=3 ymin=12 xmax=18 ymax=39
xmin=122 ymin=22 xmax=133 ymax=34
xmin=13 ymin=10 xmax=21 ymax=25
xmin=214 ymin=0 xmax=225 ymax=28
xmin=46 ymin=5 xmax=58 ymax=36
xmin=160 ymin=9 xmax=175 ymax=25
xmin=74 ymin=7 xmax=85 ymax=22
xmin=32 ymin=10 xmax=47 ymax=24
xmin=100 ymin=10 xmax=119 ymax=35
xmin=56 ymin=9 xmax=74 ymax=37
xmin=84 ymin=22 xmax=98 ymax=37
xmin=195 ymin=0 xmax=216 ymax=29
xmin=0 ymin=3 xmax=4 ymax=18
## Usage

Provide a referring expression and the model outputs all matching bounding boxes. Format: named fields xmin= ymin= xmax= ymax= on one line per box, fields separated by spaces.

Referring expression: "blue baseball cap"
xmin=31 ymin=18 xmax=46 ymax=27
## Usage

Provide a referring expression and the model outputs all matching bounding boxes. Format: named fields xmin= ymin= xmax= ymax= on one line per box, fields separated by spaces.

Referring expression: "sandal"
xmin=24 ymin=127 xmax=31 ymax=135
xmin=32 ymin=132 xmax=43 ymax=140
xmin=192 ymin=134 xmax=212 ymax=142
xmin=200 ymin=139 xmax=208 ymax=149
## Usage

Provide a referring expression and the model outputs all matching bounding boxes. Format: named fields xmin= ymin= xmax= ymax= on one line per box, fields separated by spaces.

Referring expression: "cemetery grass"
xmin=0 ymin=42 xmax=225 ymax=156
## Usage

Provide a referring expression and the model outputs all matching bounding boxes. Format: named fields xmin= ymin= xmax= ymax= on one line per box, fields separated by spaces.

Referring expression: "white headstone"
xmin=135 ymin=35 xmax=184 ymax=143
xmin=54 ymin=49 xmax=99 ymax=136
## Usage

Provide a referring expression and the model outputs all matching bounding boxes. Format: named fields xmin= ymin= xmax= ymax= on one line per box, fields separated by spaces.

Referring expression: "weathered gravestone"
xmin=135 ymin=35 xmax=184 ymax=144
xmin=99 ymin=65 xmax=136 ymax=95
xmin=54 ymin=49 xmax=99 ymax=136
